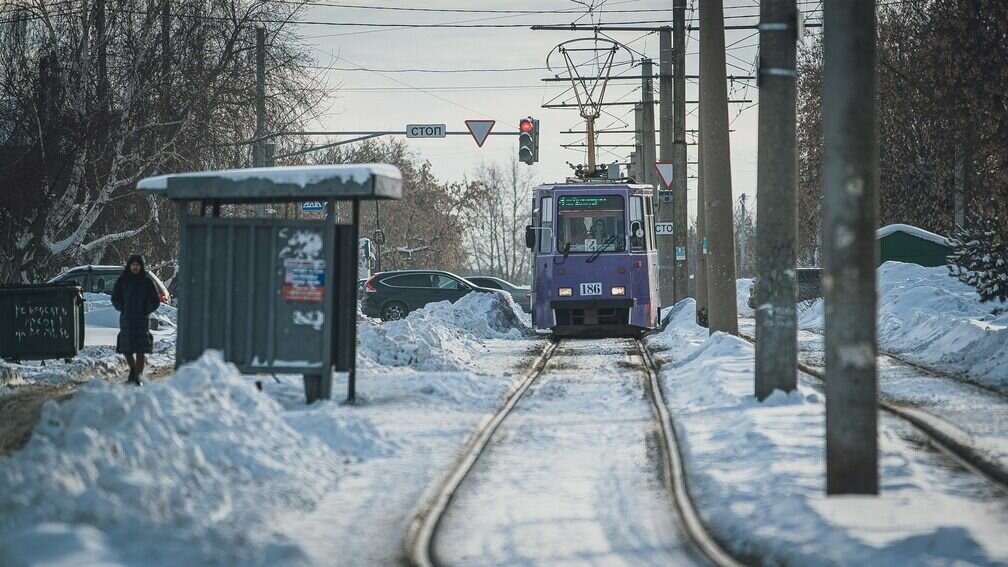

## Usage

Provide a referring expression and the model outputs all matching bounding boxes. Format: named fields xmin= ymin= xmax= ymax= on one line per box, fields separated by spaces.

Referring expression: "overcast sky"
xmin=297 ymin=0 xmax=823 ymax=220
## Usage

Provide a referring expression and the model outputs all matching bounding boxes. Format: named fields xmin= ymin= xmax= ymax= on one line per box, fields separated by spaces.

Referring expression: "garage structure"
xmin=876 ymin=224 xmax=951 ymax=267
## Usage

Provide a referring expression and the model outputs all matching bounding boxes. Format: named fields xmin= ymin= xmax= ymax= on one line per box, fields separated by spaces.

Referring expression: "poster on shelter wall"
xmin=282 ymin=259 xmax=326 ymax=303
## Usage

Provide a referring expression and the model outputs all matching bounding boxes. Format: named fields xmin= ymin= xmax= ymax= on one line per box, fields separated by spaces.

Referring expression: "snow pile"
xmin=736 ymin=277 xmax=755 ymax=317
xmin=358 ymin=292 xmax=528 ymax=371
xmin=798 ymin=262 xmax=1008 ymax=389
xmin=0 ymin=351 xmax=343 ymax=566
xmin=646 ymin=299 xmax=1008 ymax=565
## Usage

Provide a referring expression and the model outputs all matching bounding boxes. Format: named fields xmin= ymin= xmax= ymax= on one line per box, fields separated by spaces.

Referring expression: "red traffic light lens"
xmin=519 ymin=119 xmax=534 ymax=132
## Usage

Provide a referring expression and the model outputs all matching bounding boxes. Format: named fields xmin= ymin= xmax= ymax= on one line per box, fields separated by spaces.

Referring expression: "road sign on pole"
xmin=465 ymin=120 xmax=496 ymax=147
xmin=654 ymin=161 xmax=675 ymax=189
xmin=405 ymin=124 xmax=447 ymax=138
xmin=655 ymin=222 xmax=674 ymax=235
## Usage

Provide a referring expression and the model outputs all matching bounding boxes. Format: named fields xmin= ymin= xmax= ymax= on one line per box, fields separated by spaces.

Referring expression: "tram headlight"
xmin=611 ymin=286 xmax=626 ymax=296
xmin=558 ymin=287 xmax=573 ymax=297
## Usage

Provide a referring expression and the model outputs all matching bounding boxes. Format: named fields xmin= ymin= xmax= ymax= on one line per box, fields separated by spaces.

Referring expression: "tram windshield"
xmin=555 ymin=195 xmax=625 ymax=253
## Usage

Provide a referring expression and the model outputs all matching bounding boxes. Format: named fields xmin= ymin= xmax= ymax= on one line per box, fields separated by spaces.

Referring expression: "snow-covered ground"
xmin=647 ymin=300 xmax=1008 ymax=565
xmin=797 ymin=262 xmax=1008 ymax=391
xmin=0 ymin=292 xmax=541 ymax=566
xmin=436 ymin=339 xmax=696 ymax=565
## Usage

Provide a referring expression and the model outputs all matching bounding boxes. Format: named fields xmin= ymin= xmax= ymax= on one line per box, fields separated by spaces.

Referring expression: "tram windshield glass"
xmin=555 ymin=195 xmax=625 ymax=253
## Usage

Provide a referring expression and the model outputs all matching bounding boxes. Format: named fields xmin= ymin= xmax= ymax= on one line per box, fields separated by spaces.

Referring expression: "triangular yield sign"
xmin=654 ymin=161 xmax=674 ymax=189
xmin=465 ymin=120 xmax=496 ymax=148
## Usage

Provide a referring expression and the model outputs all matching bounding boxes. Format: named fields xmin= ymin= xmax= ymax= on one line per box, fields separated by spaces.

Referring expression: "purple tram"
xmin=525 ymin=183 xmax=660 ymax=337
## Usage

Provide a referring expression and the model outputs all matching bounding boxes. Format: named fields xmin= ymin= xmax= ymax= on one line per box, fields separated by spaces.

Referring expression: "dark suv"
xmin=361 ymin=270 xmax=499 ymax=321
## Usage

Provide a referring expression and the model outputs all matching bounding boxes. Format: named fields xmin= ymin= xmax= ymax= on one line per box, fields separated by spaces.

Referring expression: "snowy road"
xmin=739 ymin=317 xmax=1008 ymax=472
xmin=433 ymin=339 xmax=701 ymax=566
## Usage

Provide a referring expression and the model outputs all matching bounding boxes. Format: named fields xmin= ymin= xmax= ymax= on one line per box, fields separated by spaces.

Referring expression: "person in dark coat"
xmin=111 ymin=254 xmax=160 ymax=385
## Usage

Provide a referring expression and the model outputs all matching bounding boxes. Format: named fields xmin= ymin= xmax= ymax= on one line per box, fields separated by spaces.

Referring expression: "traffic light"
xmin=518 ymin=116 xmax=539 ymax=164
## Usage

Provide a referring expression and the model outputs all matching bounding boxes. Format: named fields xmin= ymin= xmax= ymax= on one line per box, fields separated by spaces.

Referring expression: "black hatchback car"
xmin=361 ymin=270 xmax=499 ymax=321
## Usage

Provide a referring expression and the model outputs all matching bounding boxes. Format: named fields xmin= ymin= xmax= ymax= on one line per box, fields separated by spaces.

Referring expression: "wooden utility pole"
xmin=696 ymin=113 xmax=709 ymax=327
xmin=824 ymin=0 xmax=879 ymax=495
xmin=699 ymin=0 xmax=738 ymax=335
xmin=640 ymin=58 xmax=658 ymax=190
xmin=755 ymin=0 xmax=799 ymax=400
xmin=672 ymin=4 xmax=689 ymax=303
xmin=255 ymin=27 xmax=267 ymax=216
xmin=658 ymin=32 xmax=677 ymax=307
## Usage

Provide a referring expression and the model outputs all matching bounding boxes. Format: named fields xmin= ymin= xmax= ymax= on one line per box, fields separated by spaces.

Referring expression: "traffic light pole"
xmin=823 ymin=0 xmax=879 ymax=495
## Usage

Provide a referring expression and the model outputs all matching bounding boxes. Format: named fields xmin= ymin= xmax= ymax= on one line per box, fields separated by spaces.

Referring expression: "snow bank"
xmin=647 ymin=300 xmax=1008 ymax=565
xmin=358 ymin=292 xmax=528 ymax=371
xmin=0 ymin=351 xmax=343 ymax=566
xmin=799 ymin=262 xmax=1008 ymax=389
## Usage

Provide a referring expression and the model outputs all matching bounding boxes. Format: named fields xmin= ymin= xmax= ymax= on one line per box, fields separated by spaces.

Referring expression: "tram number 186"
xmin=580 ymin=282 xmax=602 ymax=296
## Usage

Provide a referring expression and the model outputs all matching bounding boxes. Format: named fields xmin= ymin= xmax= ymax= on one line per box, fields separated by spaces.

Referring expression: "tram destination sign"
xmin=557 ymin=195 xmax=622 ymax=210
xmin=405 ymin=124 xmax=447 ymax=138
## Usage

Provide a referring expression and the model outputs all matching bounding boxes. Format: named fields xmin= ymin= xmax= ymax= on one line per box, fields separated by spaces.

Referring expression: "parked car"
xmin=48 ymin=265 xmax=171 ymax=330
xmin=747 ymin=267 xmax=822 ymax=310
xmin=361 ymin=270 xmax=501 ymax=321
xmin=49 ymin=265 xmax=171 ymax=304
xmin=465 ymin=275 xmax=532 ymax=313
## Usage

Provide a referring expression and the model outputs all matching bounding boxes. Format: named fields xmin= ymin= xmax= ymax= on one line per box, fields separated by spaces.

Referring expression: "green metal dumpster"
xmin=0 ymin=283 xmax=85 ymax=362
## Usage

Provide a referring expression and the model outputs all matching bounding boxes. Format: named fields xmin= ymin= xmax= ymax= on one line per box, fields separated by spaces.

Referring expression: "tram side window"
xmin=629 ymin=196 xmax=645 ymax=252
xmin=645 ymin=196 xmax=656 ymax=249
xmin=539 ymin=197 xmax=553 ymax=253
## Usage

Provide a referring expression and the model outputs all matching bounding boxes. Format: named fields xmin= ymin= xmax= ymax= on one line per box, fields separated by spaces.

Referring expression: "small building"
xmin=876 ymin=224 xmax=951 ymax=267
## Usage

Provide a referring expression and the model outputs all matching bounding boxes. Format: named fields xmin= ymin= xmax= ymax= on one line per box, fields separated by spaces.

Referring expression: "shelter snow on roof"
xmin=136 ymin=164 xmax=402 ymax=202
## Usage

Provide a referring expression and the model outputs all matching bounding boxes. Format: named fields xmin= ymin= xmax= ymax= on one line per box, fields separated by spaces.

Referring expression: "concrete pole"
xmin=698 ymin=0 xmax=738 ymax=335
xmin=672 ymin=4 xmax=689 ymax=304
xmin=640 ymin=58 xmax=658 ymax=191
xmin=658 ymin=29 xmax=676 ymax=307
xmin=696 ymin=112 xmax=709 ymax=327
xmin=633 ymin=103 xmax=644 ymax=182
xmin=755 ymin=0 xmax=799 ymax=401
xmin=824 ymin=0 xmax=879 ymax=495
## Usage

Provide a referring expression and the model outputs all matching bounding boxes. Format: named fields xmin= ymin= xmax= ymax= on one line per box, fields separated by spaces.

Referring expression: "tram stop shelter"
xmin=137 ymin=164 xmax=402 ymax=404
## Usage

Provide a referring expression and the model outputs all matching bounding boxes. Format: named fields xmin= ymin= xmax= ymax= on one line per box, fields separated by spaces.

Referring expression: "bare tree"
xmin=465 ymin=160 xmax=534 ymax=284
xmin=0 ymin=0 xmax=327 ymax=282
xmin=306 ymin=139 xmax=484 ymax=273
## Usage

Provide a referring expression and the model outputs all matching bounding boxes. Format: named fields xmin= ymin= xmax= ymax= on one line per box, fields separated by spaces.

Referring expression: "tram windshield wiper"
xmin=586 ymin=235 xmax=617 ymax=263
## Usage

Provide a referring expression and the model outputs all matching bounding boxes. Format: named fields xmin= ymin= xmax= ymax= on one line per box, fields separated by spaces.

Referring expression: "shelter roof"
xmin=136 ymin=164 xmax=402 ymax=202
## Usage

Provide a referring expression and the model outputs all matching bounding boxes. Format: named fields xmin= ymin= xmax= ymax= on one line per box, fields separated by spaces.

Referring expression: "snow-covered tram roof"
xmin=136 ymin=164 xmax=402 ymax=202
xmin=533 ymin=182 xmax=654 ymax=194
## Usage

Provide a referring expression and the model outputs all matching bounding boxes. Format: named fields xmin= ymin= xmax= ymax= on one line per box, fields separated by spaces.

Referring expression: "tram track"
xmin=404 ymin=338 xmax=742 ymax=567
xmin=737 ymin=325 xmax=1008 ymax=495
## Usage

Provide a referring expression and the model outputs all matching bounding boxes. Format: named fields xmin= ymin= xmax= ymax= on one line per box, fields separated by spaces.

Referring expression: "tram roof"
xmin=534 ymin=182 xmax=654 ymax=193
